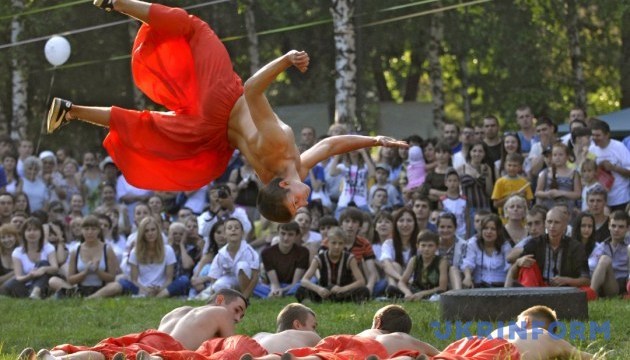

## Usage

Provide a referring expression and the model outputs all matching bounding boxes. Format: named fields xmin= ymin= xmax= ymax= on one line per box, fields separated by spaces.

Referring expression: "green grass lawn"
xmin=0 ymin=297 xmax=628 ymax=359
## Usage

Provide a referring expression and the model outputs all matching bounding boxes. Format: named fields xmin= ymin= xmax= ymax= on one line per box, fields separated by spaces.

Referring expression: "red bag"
xmin=597 ymin=167 xmax=614 ymax=191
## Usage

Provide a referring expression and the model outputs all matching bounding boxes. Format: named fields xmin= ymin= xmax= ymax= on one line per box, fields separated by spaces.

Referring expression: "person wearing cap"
xmin=198 ymin=183 xmax=251 ymax=252
xmin=368 ymin=163 xmax=402 ymax=209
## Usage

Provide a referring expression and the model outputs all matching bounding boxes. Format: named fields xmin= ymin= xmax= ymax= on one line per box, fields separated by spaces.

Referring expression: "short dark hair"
xmin=374 ymin=305 xmax=412 ymax=334
xmin=279 ymin=221 xmax=301 ymax=234
xmin=586 ymin=184 xmax=608 ymax=202
xmin=257 ymin=177 xmax=292 ymax=223
xmin=571 ymin=126 xmax=591 ymax=142
xmin=589 ymin=118 xmax=610 ymax=134
xmin=609 ymin=210 xmax=630 ymax=225
xmin=319 ymin=215 xmax=339 ymax=228
xmin=276 ymin=303 xmax=316 ymax=332
xmin=21 ymin=217 xmax=45 ymax=253
xmin=339 ymin=207 xmax=365 ymax=226
xmin=417 ymin=229 xmax=439 ymax=245
xmin=505 ymin=152 xmax=524 ymax=165
xmin=209 ymin=288 xmax=249 ymax=306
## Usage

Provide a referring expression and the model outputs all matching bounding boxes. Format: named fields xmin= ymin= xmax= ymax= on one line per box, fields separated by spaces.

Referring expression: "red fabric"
xmin=287 ymin=335 xmax=388 ymax=360
xmin=156 ymin=335 xmax=267 ymax=360
xmin=518 ymin=263 xmax=597 ymax=301
xmin=103 ymin=4 xmax=243 ymax=191
xmin=52 ymin=330 xmax=184 ymax=360
xmin=431 ymin=337 xmax=520 ymax=360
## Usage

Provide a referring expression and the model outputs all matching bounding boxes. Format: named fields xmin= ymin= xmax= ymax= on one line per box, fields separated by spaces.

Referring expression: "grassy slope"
xmin=0 ymin=297 xmax=628 ymax=359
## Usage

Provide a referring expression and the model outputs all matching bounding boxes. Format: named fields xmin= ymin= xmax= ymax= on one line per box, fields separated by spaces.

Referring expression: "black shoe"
xmin=384 ymin=285 xmax=405 ymax=299
xmin=47 ymin=98 xmax=72 ymax=133
xmin=93 ymin=0 xmax=114 ymax=12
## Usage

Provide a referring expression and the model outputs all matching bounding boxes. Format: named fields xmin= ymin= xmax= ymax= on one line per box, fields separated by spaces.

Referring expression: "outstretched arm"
xmin=243 ymin=50 xmax=309 ymax=143
xmin=300 ymin=135 xmax=408 ymax=179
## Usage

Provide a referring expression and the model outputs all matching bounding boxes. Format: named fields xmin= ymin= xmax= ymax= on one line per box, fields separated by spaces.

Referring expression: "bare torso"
xmin=491 ymin=326 xmax=593 ymax=360
xmin=356 ymin=329 xmax=439 ymax=356
xmin=227 ymin=97 xmax=303 ymax=184
xmin=157 ymin=305 xmax=234 ymax=350
xmin=252 ymin=330 xmax=321 ymax=353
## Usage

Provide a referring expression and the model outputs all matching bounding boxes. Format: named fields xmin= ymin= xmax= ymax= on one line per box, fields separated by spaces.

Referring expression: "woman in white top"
xmin=17 ymin=156 xmax=50 ymax=212
xmin=89 ymin=216 xmax=175 ymax=298
xmin=2 ymin=152 xmax=21 ymax=194
xmin=0 ymin=217 xmax=58 ymax=298
xmin=380 ymin=208 xmax=418 ymax=296
xmin=49 ymin=215 xmax=118 ymax=298
xmin=462 ymin=214 xmax=512 ymax=288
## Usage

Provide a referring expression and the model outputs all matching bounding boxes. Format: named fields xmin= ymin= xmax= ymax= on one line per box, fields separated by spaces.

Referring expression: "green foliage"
xmin=0 ymin=297 xmax=628 ymax=359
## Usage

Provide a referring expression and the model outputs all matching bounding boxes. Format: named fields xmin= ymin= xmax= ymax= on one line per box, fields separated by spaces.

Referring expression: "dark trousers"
xmin=295 ymin=285 xmax=370 ymax=303
xmin=0 ymin=261 xmax=52 ymax=298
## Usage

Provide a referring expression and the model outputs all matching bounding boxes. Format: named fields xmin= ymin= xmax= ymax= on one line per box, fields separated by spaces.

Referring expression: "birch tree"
xmin=621 ymin=4 xmax=630 ymax=108
xmin=243 ymin=0 xmax=260 ymax=74
xmin=330 ymin=0 xmax=357 ymax=126
xmin=565 ymin=0 xmax=586 ymax=109
xmin=427 ymin=1 xmax=445 ymax=128
xmin=11 ymin=0 xmax=27 ymax=140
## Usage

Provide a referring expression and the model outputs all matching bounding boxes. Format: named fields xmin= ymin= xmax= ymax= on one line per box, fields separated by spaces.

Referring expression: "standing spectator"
xmin=14 ymin=192 xmax=31 ymax=215
xmin=17 ymin=156 xmax=50 ymax=212
xmin=0 ymin=224 xmax=19 ymax=287
xmin=439 ymin=169 xmax=467 ymax=239
xmin=3 ymin=152 xmax=21 ymax=194
xmin=300 ymin=126 xmax=317 ymax=149
xmin=491 ymin=153 xmax=534 ymax=218
xmin=495 ymin=133 xmax=522 ymax=179
xmin=579 ymin=159 xmax=599 ymax=212
xmin=482 ymin=115 xmax=502 ymax=165
xmin=421 ymin=138 xmax=438 ymax=173
xmin=570 ymin=127 xmax=593 ymax=171
xmin=16 ymin=139 xmax=34 ymax=178
xmin=405 ymin=146 xmax=427 ymax=192
xmin=253 ymin=221 xmax=309 ymax=298
xmin=198 ymin=184 xmax=251 ymax=246
xmin=442 ymin=122 xmax=462 ymax=154
xmin=456 ymin=142 xmax=493 ymax=237
xmin=525 ymin=116 xmax=557 ymax=180
xmin=588 ymin=118 xmax=630 ymax=211
xmin=89 ymin=217 xmax=176 ymax=299
xmin=377 ymin=147 xmax=404 ymax=184
xmin=328 ymin=149 xmax=375 ymax=216
xmin=57 ymin=159 xmax=86 ymax=210
xmin=421 ymin=142 xmax=451 ymax=208
xmin=80 ymin=152 xmax=103 ymax=212
xmin=0 ymin=217 xmax=58 ymax=298
xmin=0 ymin=193 xmax=14 ymax=225
xmin=586 ymin=185 xmax=611 ymax=243
xmin=461 ymin=214 xmax=512 ymax=288
xmin=515 ymin=106 xmax=537 ymax=155
xmin=560 ymin=107 xmax=587 ymax=145
xmin=296 ymin=227 xmax=369 ymax=303
xmin=535 ymin=143 xmax=581 ymax=216
xmin=452 ymin=125 xmax=474 ymax=169
xmin=99 ymin=157 xmax=119 ymax=185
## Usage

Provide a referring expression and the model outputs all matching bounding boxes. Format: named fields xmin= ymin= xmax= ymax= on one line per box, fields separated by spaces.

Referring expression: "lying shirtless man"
xmin=48 ymin=0 xmax=408 ymax=223
xmin=19 ymin=288 xmax=248 ymax=360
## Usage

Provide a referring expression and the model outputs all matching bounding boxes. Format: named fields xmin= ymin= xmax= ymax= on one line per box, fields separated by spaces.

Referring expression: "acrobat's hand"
xmin=288 ymin=50 xmax=309 ymax=73
xmin=374 ymin=136 xmax=410 ymax=149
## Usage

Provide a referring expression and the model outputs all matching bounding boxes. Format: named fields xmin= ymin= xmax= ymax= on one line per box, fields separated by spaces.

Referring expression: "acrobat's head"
xmin=517 ymin=305 xmax=558 ymax=330
xmin=257 ymin=177 xmax=310 ymax=223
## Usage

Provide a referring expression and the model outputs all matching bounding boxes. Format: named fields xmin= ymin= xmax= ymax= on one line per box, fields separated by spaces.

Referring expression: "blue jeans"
xmin=253 ymin=282 xmax=301 ymax=298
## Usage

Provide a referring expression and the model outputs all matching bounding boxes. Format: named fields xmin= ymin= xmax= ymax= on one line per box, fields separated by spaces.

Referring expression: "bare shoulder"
xmin=356 ymin=329 xmax=382 ymax=339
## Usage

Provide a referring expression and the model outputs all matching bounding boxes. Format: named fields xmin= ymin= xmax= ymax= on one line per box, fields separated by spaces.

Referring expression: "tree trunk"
xmin=565 ymin=0 xmax=586 ymax=110
xmin=330 ymin=0 xmax=357 ymax=126
xmin=621 ymin=5 xmax=630 ymax=108
xmin=427 ymin=2 xmax=445 ymax=128
xmin=11 ymin=0 xmax=27 ymax=140
xmin=403 ymin=49 xmax=424 ymax=102
xmin=128 ymin=20 xmax=146 ymax=110
xmin=244 ymin=0 xmax=260 ymax=75
xmin=371 ymin=54 xmax=393 ymax=102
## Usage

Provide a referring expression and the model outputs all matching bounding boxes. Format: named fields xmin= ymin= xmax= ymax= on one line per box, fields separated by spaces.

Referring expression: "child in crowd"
xmin=535 ymin=142 xmax=581 ymax=216
xmin=439 ymin=169 xmax=467 ymax=238
xmin=491 ymin=153 xmax=533 ymax=217
xmin=394 ymin=230 xmax=448 ymax=301
xmin=579 ymin=159 xmax=599 ymax=211
xmin=369 ymin=163 xmax=402 ymax=209
xmin=421 ymin=142 xmax=451 ymax=209
xmin=405 ymin=145 xmax=426 ymax=191
xmin=296 ymin=227 xmax=370 ymax=303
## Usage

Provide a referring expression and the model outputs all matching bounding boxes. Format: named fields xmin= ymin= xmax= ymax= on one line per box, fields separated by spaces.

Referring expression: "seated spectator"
xmin=396 ymin=230 xmax=448 ymax=300
xmin=411 ymin=196 xmax=437 ymax=232
xmin=510 ymin=207 xmax=594 ymax=299
xmin=420 ymin=142 xmax=451 ymax=208
xmin=507 ymin=205 xmax=548 ymax=263
xmin=294 ymin=208 xmax=322 ymax=250
xmin=95 ymin=182 xmax=131 ymax=237
xmin=253 ymin=222 xmax=309 ymax=298
xmin=361 ymin=188 xmax=391 ymax=216
xmin=371 ymin=212 xmax=393 ymax=261
xmin=574 ymin=212 xmax=597 ymax=264
xmin=17 ymin=156 xmax=50 ymax=212
xmin=0 ymin=193 xmax=14 ymax=225
xmin=49 ymin=215 xmax=119 ymax=298
xmin=579 ymin=159 xmax=599 ymax=212
xmin=461 ymin=214 xmax=512 ymax=288
xmin=503 ymin=195 xmax=528 ymax=246
xmin=0 ymin=223 xmax=19 ymax=287
xmin=380 ymin=208 xmax=418 ymax=297
xmin=434 ymin=212 xmax=467 ymax=290
xmin=88 ymin=217 xmax=176 ymax=299
xmin=0 ymin=217 xmax=58 ymax=298
xmin=491 ymin=153 xmax=534 ymax=218
xmin=97 ymin=214 xmax=126 ymax=265
xmin=14 ymin=191 xmax=31 ymax=215
xmin=589 ymin=210 xmax=629 ymax=297
xmin=317 ymin=215 xmax=338 ymax=240
xmin=46 ymin=219 xmax=70 ymax=275
xmin=190 ymin=220 xmax=225 ymax=298
xmin=159 ymin=222 xmax=194 ymax=298
xmin=68 ymin=194 xmax=87 ymax=222
xmin=296 ymin=227 xmax=369 ymax=303
xmin=195 ymin=218 xmax=259 ymax=299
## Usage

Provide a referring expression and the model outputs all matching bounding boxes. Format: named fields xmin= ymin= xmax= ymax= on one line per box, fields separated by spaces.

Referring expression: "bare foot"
xmin=17 ymin=347 xmax=35 ymax=360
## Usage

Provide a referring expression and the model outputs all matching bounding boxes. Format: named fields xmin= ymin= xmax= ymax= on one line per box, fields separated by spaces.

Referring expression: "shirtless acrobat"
xmin=47 ymin=0 xmax=408 ymax=223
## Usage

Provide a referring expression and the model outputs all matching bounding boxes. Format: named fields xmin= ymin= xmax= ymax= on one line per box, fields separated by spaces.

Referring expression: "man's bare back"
xmin=356 ymin=329 xmax=439 ymax=357
xmin=252 ymin=330 xmax=321 ymax=354
xmin=491 ymin=327 xmax=594 ymax=360
xmin=157 ymin=302 xmax=244 ymax=350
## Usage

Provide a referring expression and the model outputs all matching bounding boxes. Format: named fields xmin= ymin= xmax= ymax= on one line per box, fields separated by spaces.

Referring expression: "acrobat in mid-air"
xmin=47 ymin=0 xmax=408 ymax=222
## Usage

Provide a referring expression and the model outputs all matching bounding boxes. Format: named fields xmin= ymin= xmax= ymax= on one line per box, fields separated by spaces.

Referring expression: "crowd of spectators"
xmin=0 ymin=105 xmax=629 ymax=303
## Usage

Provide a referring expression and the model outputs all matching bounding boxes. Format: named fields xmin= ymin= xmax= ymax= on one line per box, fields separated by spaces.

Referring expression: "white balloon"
xmin=44 ymin=36 xmax=71 ymax=66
